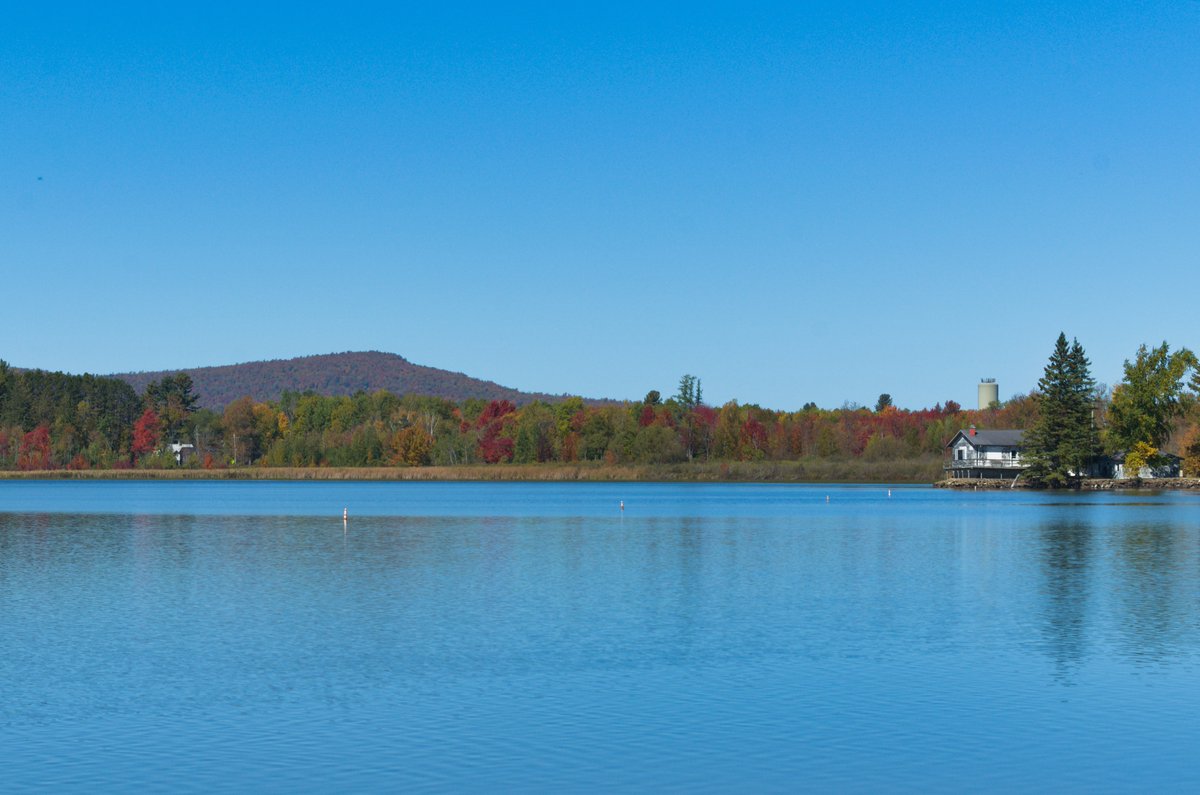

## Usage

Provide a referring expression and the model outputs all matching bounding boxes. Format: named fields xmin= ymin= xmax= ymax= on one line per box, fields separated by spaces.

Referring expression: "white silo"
xmin=978 ymin=379 xmax=999 ymax=410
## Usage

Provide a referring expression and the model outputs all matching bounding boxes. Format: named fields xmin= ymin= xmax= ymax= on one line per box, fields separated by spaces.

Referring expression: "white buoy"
xmin=826 ymin=494 xmax=830 ymax=503
xmin=619 ymin=500 xmax=625 ymax=512
xmin=343 ymin=507 xmax=348 ymax=523
xmin=888 ymin=489 xmax=892 ymax=498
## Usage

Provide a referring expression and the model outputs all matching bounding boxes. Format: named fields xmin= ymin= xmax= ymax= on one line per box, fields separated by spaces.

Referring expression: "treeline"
xmin=4 ymin=347 xmax=1197 ymax=478
xmin=0 ymin=363 xmax=142 ymax=469
xmin=0 ymin=361 xmax=1034 ymax=472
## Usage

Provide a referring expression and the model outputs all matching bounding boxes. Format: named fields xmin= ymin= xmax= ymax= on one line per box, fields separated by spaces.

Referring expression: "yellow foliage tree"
xmin=1180 ymin=426 xmax=1200 ymax=478
xmin=1122 ymin=440 xmax=1158 ymax=479
xmin=390 ymin=426 xmax=432 ymax=467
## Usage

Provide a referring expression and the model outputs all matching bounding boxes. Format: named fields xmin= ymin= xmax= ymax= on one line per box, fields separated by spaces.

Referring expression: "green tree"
xmin=223 ymin=397 xmax=262 ymax=464
xmin=874 ymin=393 xmax=893 ymax=413
xmin=1023 ymin=333 xmax=1099 ymax=486
xmin=675 ymin=374 xmax=702 ymax=410
xmin=513 ymin=402 xmax=558 ymax=464
xmin=0 ymin=360 xmax=11 ymax=417
xmin=579 ymin=410 xmax=614 ymax=460
xmin=145 ymin=373 xmax=199 ymax=443
xmin=631 ymin=424 xmax=684 ymax=463
xmin=1105 ymin=342 xmax=1197 ymax=458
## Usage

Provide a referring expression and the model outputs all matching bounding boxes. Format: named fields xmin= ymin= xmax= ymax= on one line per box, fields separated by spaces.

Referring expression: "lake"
xmin=1 ymin=481 xmax=1198 ymax=792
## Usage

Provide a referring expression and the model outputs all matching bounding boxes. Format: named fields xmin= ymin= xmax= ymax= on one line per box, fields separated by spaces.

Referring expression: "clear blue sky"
xmin=3 ymin=3 xmax=1197 ymax=409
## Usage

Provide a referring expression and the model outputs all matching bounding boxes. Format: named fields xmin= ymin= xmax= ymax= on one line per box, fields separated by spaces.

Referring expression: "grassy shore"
xmin=0 ymin=457 xmax=945 ymax=483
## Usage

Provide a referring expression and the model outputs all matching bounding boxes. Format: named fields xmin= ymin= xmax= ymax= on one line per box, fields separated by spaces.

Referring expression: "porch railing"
xmin=944 ymin=457 xmax=1026 ymax=470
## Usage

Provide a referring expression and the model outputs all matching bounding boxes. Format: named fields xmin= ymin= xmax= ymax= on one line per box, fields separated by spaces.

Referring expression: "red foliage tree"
xmin=478 ymin=429 xmax=514 ymax=463
xmin=476 ymin=400 xmax=516 ymax=427
xmin=561 ymin=432 xmax=580 ymax=462
xmin=740 ymin=417 xmax=769 ymax=459
xmin=132 ymin=408 xmax=161 ymax=459
xmin=18 ymin=425 xmax=52 ymax=471
xmin=680 ymin=405 xmax=718 ymax=460
xmin=476 ymin=400 xmax=516 ymax=463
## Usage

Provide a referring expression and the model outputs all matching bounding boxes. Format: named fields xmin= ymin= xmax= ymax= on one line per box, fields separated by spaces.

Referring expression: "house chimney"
xmin=969 ymin=425 xmax=976 ymax=437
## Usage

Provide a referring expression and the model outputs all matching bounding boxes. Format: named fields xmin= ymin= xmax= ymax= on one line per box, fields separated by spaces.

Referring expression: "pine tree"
xmin=675 ymin=374 xmax=702 ymax=410
xmin=1063 ymin=338 xmax=1099 ymax=471
xmin=1024 ymin=333 xmax=1098 ymax=486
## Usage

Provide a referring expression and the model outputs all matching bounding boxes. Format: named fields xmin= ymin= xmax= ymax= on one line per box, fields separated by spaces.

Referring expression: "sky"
xmin=2 ymin=2 xmax=1198 ymax=410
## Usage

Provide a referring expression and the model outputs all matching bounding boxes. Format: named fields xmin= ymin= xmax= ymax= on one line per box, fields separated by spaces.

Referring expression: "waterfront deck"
xmin=944 ymin=457 xmax=1027 ymax=480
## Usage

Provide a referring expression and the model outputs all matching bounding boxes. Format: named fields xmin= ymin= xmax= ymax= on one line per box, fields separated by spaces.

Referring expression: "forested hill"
xmin=108 ymin=351 xmax=585 ymax=410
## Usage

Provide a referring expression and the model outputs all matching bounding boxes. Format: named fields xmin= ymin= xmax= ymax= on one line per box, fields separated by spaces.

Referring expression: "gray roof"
xmin=948 ymin=429 xmax=1025 ymax=448
xmin=1108 ymin=450 xmax=1181 ymax=462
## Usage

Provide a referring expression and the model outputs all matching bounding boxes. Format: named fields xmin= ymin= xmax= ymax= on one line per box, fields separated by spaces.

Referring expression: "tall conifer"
xmin=1024 ymin=333 xmax=1098 ymax=486
xmin=1064 ymin=339 xmax=1099 ymax=469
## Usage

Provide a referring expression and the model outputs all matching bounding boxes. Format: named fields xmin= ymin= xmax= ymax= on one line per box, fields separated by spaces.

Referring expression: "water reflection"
xmin=1114 ymin=524 xmax=1197 ymax=664
xmin=1037 ymin=522 xmax=1094 ymax=679
xmin=1034 ymin=516 xmax=1200 ymax=678
xmin=2 ymin=489 xmax=1200 ymax=792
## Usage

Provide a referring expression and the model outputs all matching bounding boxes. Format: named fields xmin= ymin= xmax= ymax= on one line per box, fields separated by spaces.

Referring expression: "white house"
xmin=944 ymin=427 xmax=1026 ymax=480
xmin=945 ymin=426 xmax=1183 ymax=481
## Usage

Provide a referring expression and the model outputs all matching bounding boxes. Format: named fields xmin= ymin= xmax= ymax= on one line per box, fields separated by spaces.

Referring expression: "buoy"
xmin=888 ymin=489 xmax=892 ymax=497
xmin=343 ymin=507 xmax=348 ymax=522
xmin=826 ymin=495 xmax=830 ymax=503
xmin=619 ymin=500 xmax=625 ymax=512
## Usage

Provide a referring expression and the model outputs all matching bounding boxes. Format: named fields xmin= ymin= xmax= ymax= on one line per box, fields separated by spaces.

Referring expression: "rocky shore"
xmin=936 ymin=477 xmax=1200 ymax=491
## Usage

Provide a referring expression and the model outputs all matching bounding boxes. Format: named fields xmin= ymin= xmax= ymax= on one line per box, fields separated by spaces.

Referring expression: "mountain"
xmin=108 ymin=351 xmax=593 ymax=410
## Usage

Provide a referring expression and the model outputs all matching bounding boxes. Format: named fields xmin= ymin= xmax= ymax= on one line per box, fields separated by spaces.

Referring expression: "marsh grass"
xmin=0 ymin=457 xmax=946 ymax=483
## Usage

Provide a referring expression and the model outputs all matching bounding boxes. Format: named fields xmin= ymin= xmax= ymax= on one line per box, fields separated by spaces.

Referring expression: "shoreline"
xmin=3 ymin=468 xmax=1196 ymax=489
xmin=935 ymin=477 xmax=1200 ymax=491
xmin=0 ymin=460 xmax=942 ymax=484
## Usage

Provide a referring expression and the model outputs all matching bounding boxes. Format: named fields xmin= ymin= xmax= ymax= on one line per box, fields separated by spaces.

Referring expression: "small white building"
xmin=168 ymin=443 xmax=196 ymax=465
xmin=945 ymin=427 xmax=1025 ymax=480
xmin=1110 ymin=454 xmax=1181 ymax=480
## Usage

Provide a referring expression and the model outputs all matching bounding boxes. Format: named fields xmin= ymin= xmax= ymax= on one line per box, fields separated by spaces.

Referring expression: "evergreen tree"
xmin=145 ymin=373 xmax=200 ymax=443
xmin=675 ymin=374 xmax=701 ymax=410
xmin=1024 ymin=333 xmax=1098 ymax=486
xmin=1064 ymin=338 xmax=1100 ymax=467
xmin=0 ymin=360 xmax=10 ymax=420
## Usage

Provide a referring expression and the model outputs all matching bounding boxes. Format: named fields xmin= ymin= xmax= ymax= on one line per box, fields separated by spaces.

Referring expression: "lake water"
xmin=1 ymin=481 xmax=1198 ymax=792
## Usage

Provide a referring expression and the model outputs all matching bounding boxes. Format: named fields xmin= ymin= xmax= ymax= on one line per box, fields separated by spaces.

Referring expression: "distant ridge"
xmin=108 ymin=351 xmax=592 ymax=410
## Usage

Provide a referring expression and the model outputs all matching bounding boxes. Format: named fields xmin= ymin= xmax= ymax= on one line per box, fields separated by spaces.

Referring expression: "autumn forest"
xmin=2 ymin=341 xmax=1199 ymax=481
